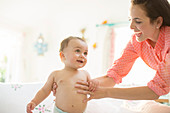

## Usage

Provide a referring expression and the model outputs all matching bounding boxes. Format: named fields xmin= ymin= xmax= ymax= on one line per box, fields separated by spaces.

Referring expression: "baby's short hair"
xmin=59 ymin=36 xmax=86 ymax=52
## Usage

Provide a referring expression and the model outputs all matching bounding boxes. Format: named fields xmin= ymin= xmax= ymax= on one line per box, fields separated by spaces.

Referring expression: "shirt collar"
xmin=154 ymin=27 xmax=165 ymax=52
xmin=146 ymin=27 xmax=165 ymax=51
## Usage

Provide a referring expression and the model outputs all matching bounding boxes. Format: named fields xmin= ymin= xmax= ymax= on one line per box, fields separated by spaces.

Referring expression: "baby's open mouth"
xmin=77 ymin=60 xmax=83 ymax=63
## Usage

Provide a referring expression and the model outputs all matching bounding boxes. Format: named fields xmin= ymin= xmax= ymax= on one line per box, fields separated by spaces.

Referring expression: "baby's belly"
xmin=55 ymin=86 xmax=87 ymax=113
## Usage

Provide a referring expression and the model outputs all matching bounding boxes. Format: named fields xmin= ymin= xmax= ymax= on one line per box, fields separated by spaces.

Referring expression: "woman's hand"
xmin=75 ymin=79 xmax=99 ymax=93
xmin=75 ymin=79 xmax=104 ymax=102
xmin=77 ymin=86 xmax=107 ymax=102
xmin=88 ymin=79 xmax=99 ymax=92
xmin=75 ymin=79 xmax=99 ymax=91
xmin=75 ymin=80 xmax=89 ymax=93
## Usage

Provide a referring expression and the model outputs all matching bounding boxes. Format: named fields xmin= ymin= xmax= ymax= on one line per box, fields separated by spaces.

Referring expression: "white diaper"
xmin=53 ymin=106 xmax=67 ymax=113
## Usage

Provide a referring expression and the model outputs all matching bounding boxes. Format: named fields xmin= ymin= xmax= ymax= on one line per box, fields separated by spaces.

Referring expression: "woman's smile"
xmin=135 ymin=32 xmax=142 ymax=38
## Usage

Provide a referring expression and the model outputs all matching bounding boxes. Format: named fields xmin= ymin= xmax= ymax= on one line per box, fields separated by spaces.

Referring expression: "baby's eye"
xmin=84 ymin=52 xmax=88 ymax=56
xmin=75 ymin=49 xmax=80 ymax=53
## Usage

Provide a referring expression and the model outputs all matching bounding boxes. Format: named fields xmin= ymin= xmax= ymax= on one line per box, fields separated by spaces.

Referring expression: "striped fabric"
xmin=107 ymin=26 xmax=170 ymax=96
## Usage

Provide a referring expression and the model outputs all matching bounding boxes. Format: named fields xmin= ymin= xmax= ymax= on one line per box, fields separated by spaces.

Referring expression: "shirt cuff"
xmin=147 ymin=80 xmax=169 ymax=96
xmin=107 ymin=70 xmax=122 ymax=84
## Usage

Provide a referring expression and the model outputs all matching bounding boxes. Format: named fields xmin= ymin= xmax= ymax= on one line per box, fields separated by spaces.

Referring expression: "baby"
xmin=27 ymin=36 xmax=91 ymax=113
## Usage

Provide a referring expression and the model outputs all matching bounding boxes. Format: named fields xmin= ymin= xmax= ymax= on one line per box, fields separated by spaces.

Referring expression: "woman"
xmin=74 ymin=0 xmax=170 ymax=101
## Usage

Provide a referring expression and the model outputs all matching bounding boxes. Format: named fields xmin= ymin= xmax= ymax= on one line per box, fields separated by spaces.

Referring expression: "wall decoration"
xmin=35 ymin=34 xmax=48 ymax=56
xmin=80 ymin=28 xmax=86 ymax=41
xmin=11 ymin=84 xmax=23 ymax=91
xmin=96 ymin=21 xmax=129 ymax=27
xmin=94 ymin=21 xmax=118 ymax=73
xmin=92 ymin=42 xmax=97 ymax=49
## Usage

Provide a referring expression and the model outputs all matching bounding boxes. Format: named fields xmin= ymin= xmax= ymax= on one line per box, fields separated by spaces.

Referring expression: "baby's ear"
xmin=59 ymin=52 xmax=65 ymax=61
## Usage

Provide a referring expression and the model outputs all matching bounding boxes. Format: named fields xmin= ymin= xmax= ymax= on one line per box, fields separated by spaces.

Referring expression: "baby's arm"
xmin=27 ymin=72 xmax=55 ymax=113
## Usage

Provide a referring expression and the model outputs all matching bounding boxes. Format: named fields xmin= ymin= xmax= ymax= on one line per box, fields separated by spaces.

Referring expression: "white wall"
xmin=0 ymin=0 xmax=131 ymax=82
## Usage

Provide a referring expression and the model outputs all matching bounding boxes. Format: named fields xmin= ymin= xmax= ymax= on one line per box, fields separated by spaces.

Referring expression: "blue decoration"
xmin=34 ymin=34 xmax=48 ymax=56
xmin=96 ymin=21 xmax=129 ymax=27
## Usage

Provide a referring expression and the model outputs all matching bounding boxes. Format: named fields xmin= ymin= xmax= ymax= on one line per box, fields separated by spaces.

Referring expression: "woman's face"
xmin=129 ymin=4 xmax=159 ymax=43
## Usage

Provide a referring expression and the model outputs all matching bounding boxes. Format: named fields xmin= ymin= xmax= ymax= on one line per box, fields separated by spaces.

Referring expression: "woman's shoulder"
xmin=164 ymin=26 xmax=170 ymax=31
xmin=163 ymin=26 xmax=170 ymax=36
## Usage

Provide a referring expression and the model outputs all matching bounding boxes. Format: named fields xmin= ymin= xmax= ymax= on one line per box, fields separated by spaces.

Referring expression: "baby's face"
xmin=63 ymin=39 xmax=88 ymax=69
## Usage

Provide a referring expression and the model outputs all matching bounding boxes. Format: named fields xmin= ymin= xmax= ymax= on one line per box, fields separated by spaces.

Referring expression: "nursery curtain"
xmin=102 ymin=27 xmax=115 ymax=73
xmin=87 ymin=25 xmax=116 ymax=78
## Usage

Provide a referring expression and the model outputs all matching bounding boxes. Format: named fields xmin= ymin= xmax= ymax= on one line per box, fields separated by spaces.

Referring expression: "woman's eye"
xmin=135 ymin=21 xmax=142 ymax=24
xmin=75 ymin=49 xmax=80 ymax=52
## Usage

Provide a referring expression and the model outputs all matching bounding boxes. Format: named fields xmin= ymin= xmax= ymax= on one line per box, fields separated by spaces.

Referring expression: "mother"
xmin=75 ymin=0 xmax=170 ymax=101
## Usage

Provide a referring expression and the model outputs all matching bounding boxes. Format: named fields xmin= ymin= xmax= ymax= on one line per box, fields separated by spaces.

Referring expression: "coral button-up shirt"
xmin=107 ymin=26 xmax=170 ymax=96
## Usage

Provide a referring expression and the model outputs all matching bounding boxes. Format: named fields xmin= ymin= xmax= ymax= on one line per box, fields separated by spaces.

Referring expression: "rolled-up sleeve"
xmin=148 ymin=51 xmax=170 ymax=96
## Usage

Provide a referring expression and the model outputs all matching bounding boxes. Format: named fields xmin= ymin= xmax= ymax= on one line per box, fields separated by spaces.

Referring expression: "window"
xmin=113 ymin=26 xmax=155 ymax=86
xmin=0 ymin=28 xmax=23 ymax=82
xmin=87 ymin=24 xmax=155 ymax=86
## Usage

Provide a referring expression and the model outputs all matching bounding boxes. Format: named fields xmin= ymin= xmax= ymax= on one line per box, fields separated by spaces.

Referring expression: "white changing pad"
xmin=86 ymin=99 xmax=170 ymax=113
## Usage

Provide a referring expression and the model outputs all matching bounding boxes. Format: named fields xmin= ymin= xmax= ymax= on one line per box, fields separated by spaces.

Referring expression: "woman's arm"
xmin=75 ymin=75 xmax=116 ymax=92
xmin=94 ymin=75 xmax=116 ymax=87
xmin=78 ymin=86 xmax=159 ymax=102
xmin=106 ymin=86 xmax=159 ymax=100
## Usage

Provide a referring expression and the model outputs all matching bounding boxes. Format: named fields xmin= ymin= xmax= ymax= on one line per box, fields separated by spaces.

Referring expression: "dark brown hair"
xmin=131 ymin=0 xmax=170 ymax=27
xmin=59 ymin=36 xmax=86 ymax=52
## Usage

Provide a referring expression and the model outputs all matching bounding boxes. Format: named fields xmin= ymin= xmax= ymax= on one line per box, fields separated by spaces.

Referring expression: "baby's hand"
xmin=26 ymin=101 xmax=36 ymax=113
xmin=88 ymin=79 xmax=99 ymax=92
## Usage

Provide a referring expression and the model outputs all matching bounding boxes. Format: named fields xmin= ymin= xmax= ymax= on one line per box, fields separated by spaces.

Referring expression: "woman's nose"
xmin=130 ymin=21 xmax=135 ymax=30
